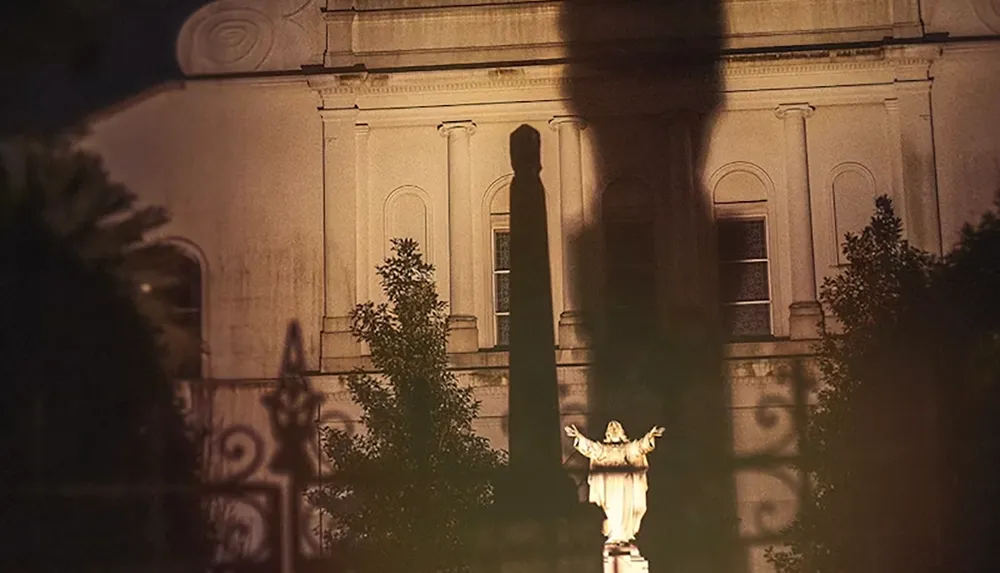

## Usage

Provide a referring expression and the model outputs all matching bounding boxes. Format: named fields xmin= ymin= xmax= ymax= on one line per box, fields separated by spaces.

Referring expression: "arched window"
xmin=488 ymin=182 xmax=511 ymax=347
xmin=711 ymin=163 xmax=777 ymax=340
xmin=716 ymin=217 xmax=771 ymax=338
xmin=166 ymin=250 xmax=203 ymax=378
xmin=137 ymin=243 xmax=204 ymax=379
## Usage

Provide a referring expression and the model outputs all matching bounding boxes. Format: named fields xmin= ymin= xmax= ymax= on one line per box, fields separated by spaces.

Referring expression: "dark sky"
xmin=0 ymin=0 xmax=210 ymax=136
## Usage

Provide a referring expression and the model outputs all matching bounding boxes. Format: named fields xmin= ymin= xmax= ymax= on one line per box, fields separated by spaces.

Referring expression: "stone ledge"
xmin=724 ymin=338 xmax=817 ymax=359
xmin=319 ymin=339 xmax=815 ymax=374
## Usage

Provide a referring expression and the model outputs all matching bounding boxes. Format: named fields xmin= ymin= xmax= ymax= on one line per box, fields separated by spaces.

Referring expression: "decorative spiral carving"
xmin=209 ymin=494 xmax=272 ymax=562
xmin=974 ymin=0 xmax=1000 ymax=33
xmin=177 ymin=2 xmax=275 ymax=74
xmin=735 ymin=467 xmax=801 ymax=542
xmin=752 ymin=393 xmax=798 ymax=455
xmin=214 ymin=425 xmax=266 ymax=483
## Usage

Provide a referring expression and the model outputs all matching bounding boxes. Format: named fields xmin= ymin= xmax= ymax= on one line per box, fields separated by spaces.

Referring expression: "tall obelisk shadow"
xmin=474 ymin=125 xmax=602 ymax=573
xmin=503 ymin=124 xmax=576 ymax=510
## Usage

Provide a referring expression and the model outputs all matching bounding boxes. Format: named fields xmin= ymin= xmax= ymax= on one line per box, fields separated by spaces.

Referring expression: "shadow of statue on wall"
xmin=559 ymin=2 xmax=741 ymax=573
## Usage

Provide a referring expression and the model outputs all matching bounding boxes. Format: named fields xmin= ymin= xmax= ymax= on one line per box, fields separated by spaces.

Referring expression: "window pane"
xmin=495 ymin=273 xmax=510 ymax=313
xmin=496 ymin=315 xmax=510 ymax=347
xmin=719 ymin=261 xmax=770 ymax=302
xmin=494 ymin=230 xmax=510 ymax=271
xmin=718 ymin=219 xmax=767 ymax=261
xmin=723 ymin=303 xmax=772 ymax=338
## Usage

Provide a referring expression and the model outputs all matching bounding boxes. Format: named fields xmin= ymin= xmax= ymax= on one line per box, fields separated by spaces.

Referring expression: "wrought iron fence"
xmin=1 ymin=319 xmax=816 ymax=573
xmin=0 ymin=482 xmax=281 ymax=573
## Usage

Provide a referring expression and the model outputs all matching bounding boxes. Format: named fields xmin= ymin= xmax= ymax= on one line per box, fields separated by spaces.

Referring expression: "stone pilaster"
xmin=319 ymin=108 xmax=363 ymax=367
xmin=550 ymin=115 xmax=587 ymax=349
xmin=775 ymin=104 xmax=822 ymax=340
xmin=889 ymin=81 xmax=941 ymax=254
xmin=354 ymin=123 xmax=371 ymax=306
xmin=884 ymin=97 xmax=908 ymax=226
xmin=439 ymin=120 xmax=479 ymax=353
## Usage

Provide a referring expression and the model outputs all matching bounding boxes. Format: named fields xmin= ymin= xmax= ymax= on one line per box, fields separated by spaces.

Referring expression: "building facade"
xmin=86 ymin=1 xmax=1000 ymax=571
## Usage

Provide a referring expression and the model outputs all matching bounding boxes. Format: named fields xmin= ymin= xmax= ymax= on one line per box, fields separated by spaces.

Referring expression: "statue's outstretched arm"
xmin=564 ymin=425 xmax=599 ymax=458
xmin=639 ymin=426 xmax=665 ymax=453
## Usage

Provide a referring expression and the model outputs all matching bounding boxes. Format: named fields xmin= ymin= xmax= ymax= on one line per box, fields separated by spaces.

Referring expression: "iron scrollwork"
xmin=194 ymin=320 xmax=327 ymax=572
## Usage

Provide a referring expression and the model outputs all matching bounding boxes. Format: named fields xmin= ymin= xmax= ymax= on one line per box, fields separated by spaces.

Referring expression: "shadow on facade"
xmin=505 ymin=124 xmax=579 ymax=509
xmin=559 ymin=2 xmax=741 ymax=572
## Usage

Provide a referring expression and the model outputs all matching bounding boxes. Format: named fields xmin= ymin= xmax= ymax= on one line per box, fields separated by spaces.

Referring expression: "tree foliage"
xmin=310 ymin=238 xmax=506 ymax=573
xmin=0 ymin=134 xmax=201 ymax=374
xmin=767 ymin=195 xmax=1000 ymax=573
xmin=0 ymin=134 xmax=210 ymax=570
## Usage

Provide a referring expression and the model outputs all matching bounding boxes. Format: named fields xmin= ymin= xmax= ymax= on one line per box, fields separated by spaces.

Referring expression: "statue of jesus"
xmin=565 ymin=421 xmax=665 ymax=546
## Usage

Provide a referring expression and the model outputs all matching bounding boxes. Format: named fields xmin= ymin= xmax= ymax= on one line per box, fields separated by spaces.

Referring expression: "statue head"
xmin=604 ymin=420 xmax=628 ymax=443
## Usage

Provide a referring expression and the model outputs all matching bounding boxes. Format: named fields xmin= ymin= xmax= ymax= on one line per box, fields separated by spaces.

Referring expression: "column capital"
xmin=548 ymin=115 xmax=587 ymax=131
xmin=354 ymin=123 xmax=371 ymax=136
xmin=774 ymin=103 xmax=815 ymax=120
xmin=438 ymin=120 xmax=477 ymax=137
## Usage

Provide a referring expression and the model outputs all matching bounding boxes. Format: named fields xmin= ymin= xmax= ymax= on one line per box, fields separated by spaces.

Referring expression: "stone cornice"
xmin=175 ymin=44 xmax=936 ymax=99
xmin=296 ymin=46 xmax=938 ymax=121
xmin=937 ymin=37 xmax=1000 ymax=57
xmin=317 ymin=0 xmax=923 ymax=69
xmin=324 ymin=0 xmax=561 ymax=22
xmin=172 ymin=0 xmax=942 ymax=76
xmin=306 ymin=46 xmax=935 ymax=102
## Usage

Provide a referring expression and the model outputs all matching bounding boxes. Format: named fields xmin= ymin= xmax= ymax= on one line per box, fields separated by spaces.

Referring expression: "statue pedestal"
xmin=603 ymin=545 xmax=649 ymax=573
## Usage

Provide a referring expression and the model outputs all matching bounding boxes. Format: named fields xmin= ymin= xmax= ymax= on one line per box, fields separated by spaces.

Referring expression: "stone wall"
xmin=89 ymin=44 xmax=999 ymax=378
xmin=181 ymin=344 xmax=818 ymax=573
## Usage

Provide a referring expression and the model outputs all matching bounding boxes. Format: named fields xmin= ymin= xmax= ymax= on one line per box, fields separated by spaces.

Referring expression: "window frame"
xmin=714 ymin=204 xmax=775 ymax=340
xmin=137 ymin=240 xmax=208 ymax=380
xmin=489 ymin=215 xmax=511 ymax=348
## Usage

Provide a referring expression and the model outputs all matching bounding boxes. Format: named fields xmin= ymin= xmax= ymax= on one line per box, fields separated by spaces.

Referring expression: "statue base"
xmin=603 ymin=543 xmax=649 ymax=573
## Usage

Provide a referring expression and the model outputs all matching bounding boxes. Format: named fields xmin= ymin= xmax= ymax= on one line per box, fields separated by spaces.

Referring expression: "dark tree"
xmin=309 ymin=238 xmax=505 ymax=573
xmin=767 ymin=195 xmax=1000 ymax=573
xmin=0 ymin=134 xmax=210 ymax=571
